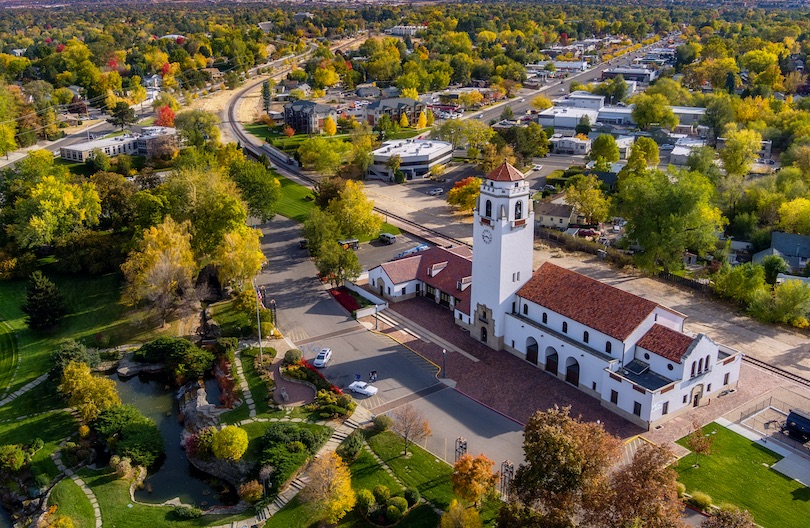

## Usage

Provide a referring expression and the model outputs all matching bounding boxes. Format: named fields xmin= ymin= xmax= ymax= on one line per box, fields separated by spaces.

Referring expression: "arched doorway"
xmin=526 ymin=337 xmax=539 ymax=365
xmin=565 ymin=357 xmax=580 ymax=387
xmin=480 ymin=326 xmax=487 ymax=343
xmin=691 ymin=384 xmax=704 ymax=407
xmin=544 ymin=347 xmax=558 ymax=375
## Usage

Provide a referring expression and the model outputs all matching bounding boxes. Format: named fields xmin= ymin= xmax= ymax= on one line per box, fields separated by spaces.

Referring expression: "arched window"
xmin=606 ymin=342 xmax=612 ymax=354
xmin=691 ymin=362 xmax=697 ymax=378
xmin=523 ymin=304 xmax=528 ymax=315
xmin=562 ymin=321 xmax=568 ymax=334
xmin=583 ymin=331 xmax=589 ymax=343
xmin=698 ymin=358 xmax=704 ymax=373
xmin=485 ymin=200 xmax=492 ymax=218
xmin=515 ymin=201 xmax=523 ymax=220
xmin=542 ymin=312 xmax=548 ymax=324
xmin=705 ymin=355 xmax=710 ymax=371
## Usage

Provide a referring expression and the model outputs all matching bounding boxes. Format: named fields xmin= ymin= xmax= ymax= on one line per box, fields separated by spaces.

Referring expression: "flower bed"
xmin=329 ymin=287 xmax=361 ymax=312
xmin=282 ymin=360 xmax=342 ymax=395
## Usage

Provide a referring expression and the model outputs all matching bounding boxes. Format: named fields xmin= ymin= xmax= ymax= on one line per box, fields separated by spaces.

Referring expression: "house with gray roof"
xmin=753 ymin=231 xmax=810 ymax=273
xmin=283 ymin=100 xmax=337 ymax=135
xmin=365 ymin=98 xmax=425 ymax=127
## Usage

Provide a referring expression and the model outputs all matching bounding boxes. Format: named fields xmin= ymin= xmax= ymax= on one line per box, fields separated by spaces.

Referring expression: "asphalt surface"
xmin=258 ymin=214 xmax=525 ymax=465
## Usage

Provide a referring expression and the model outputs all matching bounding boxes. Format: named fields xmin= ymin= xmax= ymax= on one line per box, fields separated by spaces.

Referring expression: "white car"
xmin=312 ymin=348 xmax=332 ymax=368
xmin=348 ymin=381 xmax=378 ymax=396
xmin=427 ymin=188 xmax=444 ymax=196
xmin=533 ymin=164 xmax=543 ymax=171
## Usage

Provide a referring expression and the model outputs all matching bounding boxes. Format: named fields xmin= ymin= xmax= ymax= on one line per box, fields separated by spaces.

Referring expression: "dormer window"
xmin=562 ymin=321 xmax=568 ymax=334
xmin=485 ymin=200 xmax=492 ymax=218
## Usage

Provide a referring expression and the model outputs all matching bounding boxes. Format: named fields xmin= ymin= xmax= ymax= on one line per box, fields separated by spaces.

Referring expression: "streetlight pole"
xmin=442 ymin=349 xmax=446 ymax=379
xmin=253 ymin=279 xmax=263 ymax=364
xmin=375 ymin=304 xmax=379 ymax=330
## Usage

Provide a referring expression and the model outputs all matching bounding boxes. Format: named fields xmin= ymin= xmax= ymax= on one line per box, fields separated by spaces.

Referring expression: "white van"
xmin=379 ymin=233 xmax=397 ymax=245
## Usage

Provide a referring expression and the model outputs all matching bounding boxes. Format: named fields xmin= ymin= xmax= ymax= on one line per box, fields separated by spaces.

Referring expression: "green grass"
xmin=276 ymin=174 xmax=316 ymax=223
xmin=365 ymin=430 xmax=455 ymax=510
xmin=674 ymin=423 xmax=810 ymax=528
xmin=219 ymin=344 xmax=282 ymax=423
xmin=55 ymin=158 xmax=94 ymax=178
xmin=48 ymin=477 xmax=96 ymax=528
xmin=0 ymin=411 xmax=75 ymax=479
xmin=348 ymin=449 xmax=402 ymax=494
xmin=79 ymin=468 xmax=248 ymax=528
xmin=0 ymin=319 xmax=18 ymax=391
xmin=208 ymin=298 xmax=252 ymax=339
xmin=0 ymin=380 xmax=64 ymax=422
xmin=242 ymin=421 xmax=332 ymax=464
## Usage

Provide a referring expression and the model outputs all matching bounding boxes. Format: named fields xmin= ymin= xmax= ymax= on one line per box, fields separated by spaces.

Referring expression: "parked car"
xmin=379 ymin=233 xmax=397 ymax=245
xmin=427 ymin=188 xmax=444 ymax=196
xmin=533 ymin=164 xmax=543 ymax=171
xmin=660 ymin=144 xmax=675 ymax=151
xmin=299 ymin=239 xmax=308 ymax=249
xmin=577 ymin=229 xmax=600 ymax=238
xmin=313 ymin=348 xmax=332 ymax=368
xmin=348 ymin=381 xmax=378 ymax=396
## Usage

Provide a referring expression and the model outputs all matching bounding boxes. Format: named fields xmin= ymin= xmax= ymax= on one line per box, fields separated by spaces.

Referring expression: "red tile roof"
xmin=636 ymin=324 xmax=695 ymax=363
xmin=375 ymin=247 xmax=473 ymax=313
xmin=486 ymin=161 xmax=525 ymax=182
xmin=517 ymin=262 xmax=658 ymax=341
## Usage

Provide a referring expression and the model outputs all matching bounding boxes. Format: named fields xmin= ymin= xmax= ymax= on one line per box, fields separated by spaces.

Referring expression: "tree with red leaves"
xmin=155 ymin=105 xmax=176 ymax=127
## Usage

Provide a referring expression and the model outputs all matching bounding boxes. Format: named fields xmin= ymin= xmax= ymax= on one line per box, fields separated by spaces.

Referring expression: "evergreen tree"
xmin=21 ymin=271 xmax=67 ymax=330
xmin=261 ymin=80 xmax=272 ymax=114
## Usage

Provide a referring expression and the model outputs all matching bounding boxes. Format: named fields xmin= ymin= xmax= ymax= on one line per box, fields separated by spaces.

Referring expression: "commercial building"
xmin=555 ymin=91 xmax=606 ymax=111
xmin=59 ymin=127 xmax=177 ymax=163
xmin=367 ymin=139 xmax=453 ymax=180
xmin=365 ymin=98 xmax=425 ymax=127
xmin=283 ymin=100 xmax=337 ymax=135
xmin=602 ymin=67 xmax=658 ymax=84
xmin=535 ymin=107 xmax=600 ymax=130
xmin=527 ymin=60 xmax=589 ymax=73
xmin=368 ymin=162 xmax=742 ymax=430
xmin=549 ymin=136 xmax=591 ymax=155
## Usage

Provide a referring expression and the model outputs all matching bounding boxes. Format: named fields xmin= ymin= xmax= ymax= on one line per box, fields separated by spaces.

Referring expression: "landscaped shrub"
xmin=260 ymin=444 xmax=309 ymax=493
xmin=287 ymin=441 xmax=306 ymax=453
xmin=688 ymin=491 xmax=713 ymax=511
xmin=186 ymin=427 xmax=216 ymax=460
xmin=385 ymin=504 xmax=402 ymax=523
xmin=283 ymin=349 xmax=302 ymax=365
xmin=211 ymin=426 xmax=249 ymax=461
xmin=373 ymin=484 xmax=391 ymax=504
xmin=373 ymin=415 xmax=393 ymax=432
xmin=238 ymin=480 xmax=264 ymax=503
xmin=118 ymin=422 xmax=164 ymax=467
xmin=356 ymin=488 xmax=375 ymax=516
xmin=51 ymin=339 xmax=100 ymax=377
xmin=114 ymin=457 xmax=133 ymax=478
xmin=262 ymin=423 xmax=329 ymax=454
xmin=336 ymin=431 xmax=363 ymax=461
xmin=676 ymin=482 xmax=686 ymax=498
xmin=170 ymin=506 xmax=203 ymax=519
xmin=0 ymin=444 xmax=25 ymax=472
xmin=403 ymin=487 xmax=420 ymax=507
xmin=134 ymin=337 xmax=215 ymax=383
xmin=387 ymin=496 xmax=408 ymax=514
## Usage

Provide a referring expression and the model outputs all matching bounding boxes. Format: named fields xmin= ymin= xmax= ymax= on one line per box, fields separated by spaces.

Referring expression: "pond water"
xmin=112 ymin=374 xmax=234 ymax=507
xmin=0 ymin=508 xmax=11 ymax=528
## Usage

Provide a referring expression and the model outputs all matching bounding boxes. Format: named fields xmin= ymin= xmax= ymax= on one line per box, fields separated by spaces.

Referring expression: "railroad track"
xmin=742 ymin=355 xmax=810 ymax=389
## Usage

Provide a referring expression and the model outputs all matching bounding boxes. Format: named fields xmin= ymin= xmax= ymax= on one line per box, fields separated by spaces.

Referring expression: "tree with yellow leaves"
xmin=401 ymin=87 xmax=419 ymax=100
xmin=121 ymin=217 xmax=196 ymax=326
xmin=399 ymin=112 xmax=409 ymax=128
xmin=323 ymin=116 xmax=337 ymax=136
xmin=530 ymin=95 xmax=553 ymax=111
xmin=441 ymin=500 xmax=483 ymax=528
xmin=327 ymin=180 xmax=383 ymax=239
xmin=302 ymin=451 xmax=356 ymax=524
xmin=59 ymin=361 xmax=121 ymax=423
xmin=417 ymin=111 xmax=427 ymax=129
xmin=212 ymin=225 xmax=266 ymax=291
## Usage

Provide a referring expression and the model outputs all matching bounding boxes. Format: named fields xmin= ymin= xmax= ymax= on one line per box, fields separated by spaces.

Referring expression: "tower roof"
xmin=486 ymin=161 xmax=524 ymax=182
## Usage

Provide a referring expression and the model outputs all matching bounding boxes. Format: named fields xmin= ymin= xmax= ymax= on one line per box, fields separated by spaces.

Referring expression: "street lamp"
xmin=375 ymin=304 xmax=379 ymax=330
xmin=442 ymin=349 xmax=447 ymax=379
xmin=253 ymin=279 xmax=263 ymax=364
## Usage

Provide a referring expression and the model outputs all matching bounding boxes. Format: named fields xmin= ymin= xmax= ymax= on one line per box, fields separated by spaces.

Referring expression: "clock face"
xmin=482 ymin=229 xmax=493 ymax=244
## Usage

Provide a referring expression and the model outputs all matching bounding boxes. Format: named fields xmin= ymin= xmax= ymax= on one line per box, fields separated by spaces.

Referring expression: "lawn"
xmin=48 ymin=477 xmax=96 ymax=528
xmin=208 ymin=298 xmax=252 ymax=338
xmin=55 ymin=158 xmax=95 ymax=178
xmin=79 ymin=468 xmax=249 ymax=528
xmin=0 ymin=411 xmax=75 ymax=479
xmin=365 ymin=430 xmax=456 ymax=510
xmin=220 ymin=346 xmax=283 ymax=424
xmin=276 ymin=174 xmax=316 ymax=223
xmin=674 ymin=423 xmax=810 ymax=528
xmin=348 ymin=449 xmax=402 ymax=494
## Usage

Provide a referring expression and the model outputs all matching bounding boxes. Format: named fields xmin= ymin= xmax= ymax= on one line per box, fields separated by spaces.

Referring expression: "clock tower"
xmin=470 ymin=162 xmax=534 ymax=350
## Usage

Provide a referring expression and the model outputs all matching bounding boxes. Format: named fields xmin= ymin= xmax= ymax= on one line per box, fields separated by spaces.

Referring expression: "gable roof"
xmin=770 ymin=231 xmax=810 ymax=258
xmin=367 ymin=97 xmax=419 ymax=111
xmin=284 ymin=100 xmax=335 ymax=114
xmin=636 ymin=324 xmax=695 ymax=363
xmin=374 ymin=247 xmax=472 ymax=313
xmin=486 ymin=161 xmax=524 ymax=182
xmin=535 ymin=202 xmax=574 ymax=217
xmin=517 ymin=262 xmax=658 ymax=341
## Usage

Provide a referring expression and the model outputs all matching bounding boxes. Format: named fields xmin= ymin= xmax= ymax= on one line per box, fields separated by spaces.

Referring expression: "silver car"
xmin=312 ymin=348 xmax=332 ymax=368
xmin=348 ymin=381 xmax=378 ymax=396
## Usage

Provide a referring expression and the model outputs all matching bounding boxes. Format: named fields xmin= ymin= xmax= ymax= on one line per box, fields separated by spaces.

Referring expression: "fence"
xmin=736 ymin=396 xmax=810 ymax=454
xmin=344 ymin=280 xmax=388 ymax=319
xmin=656 ymin=271 xmax=712 ymax=294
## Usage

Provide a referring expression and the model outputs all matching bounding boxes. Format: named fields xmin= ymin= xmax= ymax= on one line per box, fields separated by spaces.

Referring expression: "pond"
xmin=112 ymin=374 xmax=236 ymax=507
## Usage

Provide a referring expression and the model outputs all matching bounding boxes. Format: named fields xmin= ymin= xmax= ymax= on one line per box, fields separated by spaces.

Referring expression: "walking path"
xmin=233 ymin=348 xmax=256 ymax=418
xmin=0 ymin=372 xmax=49 ymax=407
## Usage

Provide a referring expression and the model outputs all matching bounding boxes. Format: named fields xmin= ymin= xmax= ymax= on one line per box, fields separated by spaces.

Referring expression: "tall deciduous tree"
xmin=416 ymin=111 xmax=427 ymax=129
xmin=631 ymin=93 xmax=678 ymax=130
xmin=391 ymin=404 xmax=431 ymax=456
xmin=441 ymin=499 xmax=484 ymax=528
xmin=719 ymin=127 xmax=762 ymax=180
xmin=121 ymin=217 xmax=197 ymax=326
xmin=479 ymin=144 xmax=516 ymax=174
xmin=301 ymin=451 xmax=356 ymax=524
xmin=212 ymin=225 xmax=266 ymax=291
xmin=587 ymin=443 xmax=685 ymax=528
xmin=59 ymin=361 xmax=121 ymax=422
xmin=21 ymin=271 xmax=67 ymax=330
xmin=327 ymin=180 xmax=382 ymax=239
xmin=616 ymin=169 xmax=725 ymax=272
xmin=154 ymin=105 xmax=176 ymax=127
xmin=323 ymin=116 xmax=337 ymax=136
xmin=107 ymin=101 xmax=136 ymax=131
xmin=175 ymin=109 xmax=221 ymax=147
xmin=565 ymin=175 xmax=610 ymax=225
xmin=303 ymin=209 xmax=343 ymax=258
xmin=315 ymin=240 xmax=362 ymax=286
xmin=297 ymin=136 xmax=351 ymax=176
xmin=531 ymin=95 xmax=553 ymax=111
xmin=228 ymin=159 xmax=281 ymax=222
xmin=452 ymin=454 xmax=498 ymax=508
xmin=447 ymin=177 xmax=482 ymax=212
xmin=500 ymin=406 xmax=621 ymax=528
xmin=590 ymin=135 xmax=620 ymax=163
xmin=626 ymin=136 xmax=660 ymax=172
